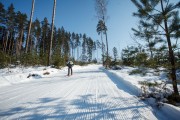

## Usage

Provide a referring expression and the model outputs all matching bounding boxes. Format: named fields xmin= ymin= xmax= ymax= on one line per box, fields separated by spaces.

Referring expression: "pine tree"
xmin=0 ymin=2 xmax=6 ymax=50
xmin=15 ymin=11 xmax=27 ymax=58
xmin=95 ymin=0 xmax=109 ymax=67
xmin=113 ymin=47 xmax=118 ymax=61
xmin=82 ymin=34 xmax=87 ymax=61
xmin=96 ymin=20 xmax=106 ymax=64
xmin=0 ymin=2 xmax=5 ymax=24
xmin=40 ymin=17 xmax=50 ymax=56
xmin=4 ymin=4 xmax=16 ymax=54
xmin=87 ymin=37 xmax=94 ymax=62
xmin=132 ymin=23 xmax=158 ymax=59
xmin=131 ymin=0 xmax=180 ymax=95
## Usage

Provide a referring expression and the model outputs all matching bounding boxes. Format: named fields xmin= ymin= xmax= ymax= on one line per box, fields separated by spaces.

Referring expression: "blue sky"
xmin=1 ymin=0 xmax=140 ymax=58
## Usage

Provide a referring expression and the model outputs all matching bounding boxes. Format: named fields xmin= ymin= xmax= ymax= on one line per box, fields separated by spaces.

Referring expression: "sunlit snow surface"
xmin=0 ymin=65 xmax=179 ymax=120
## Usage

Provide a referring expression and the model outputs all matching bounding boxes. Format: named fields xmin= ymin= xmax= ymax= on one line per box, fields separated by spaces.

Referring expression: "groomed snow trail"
xmin=0 ymin=65 xmax=168 ymax=120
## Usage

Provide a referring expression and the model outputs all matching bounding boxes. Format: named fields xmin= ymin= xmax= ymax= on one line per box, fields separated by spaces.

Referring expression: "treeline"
xmin=0 ymin=3 xmax=97 ymax=68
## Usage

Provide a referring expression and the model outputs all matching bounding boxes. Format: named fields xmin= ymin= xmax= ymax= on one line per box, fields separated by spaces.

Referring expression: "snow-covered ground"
xmin=0 ymin=64 xmax=179 ymax=119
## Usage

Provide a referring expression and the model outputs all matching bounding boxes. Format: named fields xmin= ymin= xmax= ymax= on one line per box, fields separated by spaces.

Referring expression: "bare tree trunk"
xmin=147 ymin=39 xmax=153 ymax=59
xmin=19 ymin=30 xmax=24 ymax=52
xmin=25 ymin=0 xmax=35 ymax=53
xmin=16 ymin=37 xmax=19 ymax=58
xmin=11 ymin=39 xmax=14 ymax=56
xmin=8 ymin=32 xmax=13 ymax=55
xmin=42 ymin=37 xmax=45 ymax=54
xmin=72 ymin=44 xmax=73 ymax=58
xmin=104 ymin=28 xmax=109 ymax=68
xmin=36 ymin=36 xmax=39 ymax=53
xmin=4 ymin=31 xmax=9 ymax=53
xmin=100 ymin=32 xmax=104 ymax=65
xmin=30 ymin=36 xmax=33 ymax=53
xmin=73 ymin=44 xmax=75 ymax=59
xmin=16 ymin=30 xmax=24 ymax=58
xmin=19 ymin=29 xmax=24 ymax=56
xmin=2 ymin=35 xmax=5 ymax=52
xmin=48 ymin=0 xmax=56 ymax=66
xmin=77 ymin=45 xmax=79 ymax=60
xmin=164 ymin=21 xmax=179 ymax=95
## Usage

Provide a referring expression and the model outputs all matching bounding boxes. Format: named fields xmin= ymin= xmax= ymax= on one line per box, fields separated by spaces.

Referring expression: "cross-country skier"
xmin=66 ymin=60 xmax=74 ymax=76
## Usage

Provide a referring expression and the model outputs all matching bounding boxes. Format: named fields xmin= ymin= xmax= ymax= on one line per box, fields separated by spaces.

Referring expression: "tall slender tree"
xmin=48 ymin=0 xmax=56 ymax=66
xmin=95 ymin=0 xmax=109 ymax=67
xmin=96 ymin=20 xmax=106 ymax=64
xmin=0 ymin=2 xmax=5 ymax=25
xmin=87 ymin=37 xmax=94 ymax=62
xmin=0 ymin=3 xmax=6 ymax=51
xmin=113 ymin=47 xmax=118 ymax=61
xmin=82 ymin=34 xmax=87 ymax=61
xmin=15 ymin=11 xmax=27 ymax=58
xmin=25 ymin=0 xmax=35 ymax=53
xmin=4 ymin=4 xmax=15 ymax=53
xmin=34 ymin=18 xmax=41 ymax=53
xmin=131 ymin=0 xmax=180 ymax=95
xmin=71 ymin=32 xmax=75 ymax=58
xmin=75 ymin=33 xmax=80 ymax=60
xmin=40 ymin=17 xmax=50 ymax=62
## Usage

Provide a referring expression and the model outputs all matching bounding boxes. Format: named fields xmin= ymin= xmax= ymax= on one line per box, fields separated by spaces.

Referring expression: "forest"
xmin=0 ymin=1 xmax=97 ymax=68
xmin=0 ymin=0 xmax=180 ymax=98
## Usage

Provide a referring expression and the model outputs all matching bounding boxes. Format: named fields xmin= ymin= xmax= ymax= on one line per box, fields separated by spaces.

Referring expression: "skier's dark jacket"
xmin=66 ymin=61 xmax=74 ymax=68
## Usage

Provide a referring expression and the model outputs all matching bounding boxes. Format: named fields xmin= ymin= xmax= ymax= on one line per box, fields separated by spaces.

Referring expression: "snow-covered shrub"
xmin=43 ymin=71 xmax=50 ymax=75
xmin=129 ymin=68 xmax=147 ymax=76
xmin=27 ymin=73 xmax=41 ymax=78
xmin=111 ymin=65 xmax=122 ymax=70
xmin=138 ymin=81 xmax=172 ymax=107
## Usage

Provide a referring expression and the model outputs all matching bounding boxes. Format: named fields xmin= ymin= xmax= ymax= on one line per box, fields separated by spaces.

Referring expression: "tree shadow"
xmin=74 ymin=70 xmax=103 ymax=74
xmin=0 ymin=94 xmax=152 ymax=120
xmin=99 ymin=67 xmax=139 ymax=96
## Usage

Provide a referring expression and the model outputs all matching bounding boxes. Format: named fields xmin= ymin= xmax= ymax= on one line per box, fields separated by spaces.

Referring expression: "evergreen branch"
xmin=130 ymin=33 xmax=145 ymax=48
xmin=145 ymin=12 xmax=166 ymax=31
xmin=165 ymin=0 xmax=169 ymax=11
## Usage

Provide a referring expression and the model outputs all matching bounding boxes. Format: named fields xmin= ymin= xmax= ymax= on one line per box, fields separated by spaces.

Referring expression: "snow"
xmin=0 ymin=64 xmax=179 ymax=119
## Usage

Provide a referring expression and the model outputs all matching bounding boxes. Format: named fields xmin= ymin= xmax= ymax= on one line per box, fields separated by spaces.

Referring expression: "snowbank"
xmin=0 ymin=66 xmax=59 ymax=87
xmin=161 ymin=103 xmax=180 ymax=120
xmin=108 ymin=67 xmax=180 ymax=120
